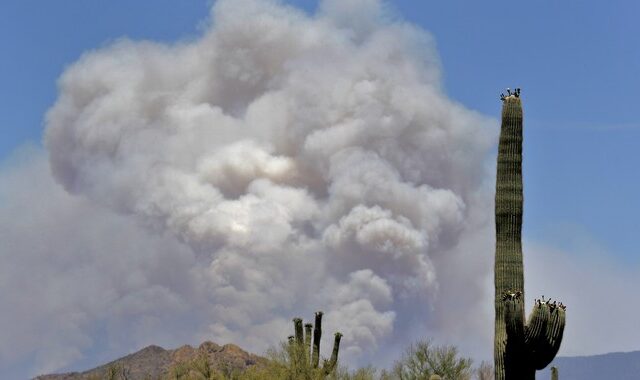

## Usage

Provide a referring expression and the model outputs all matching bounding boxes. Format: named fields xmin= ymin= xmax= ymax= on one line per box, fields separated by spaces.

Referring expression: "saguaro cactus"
xmin=494 ymin=90 xmax=566 ymax=379
xmin=289 ymin=311 xmax=342 ymax=378
xmin=551 ymin=366 xmax=558 ymax=380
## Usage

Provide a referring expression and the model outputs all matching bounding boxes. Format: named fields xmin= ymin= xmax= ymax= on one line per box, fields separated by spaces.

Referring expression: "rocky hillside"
xmin=33 ymin=341 xmax=264 ymax=380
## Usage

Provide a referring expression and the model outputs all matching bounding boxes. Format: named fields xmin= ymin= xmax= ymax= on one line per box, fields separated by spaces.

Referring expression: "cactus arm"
xmin=293 ymin=318 xmax=304 ymax=346
xmin=304 ymin=323 xmax=313 ymax=364
xmin=529 ymin=306 xmax=566 ymax=369
xmin=291 ymin=318 xmax=305 ymax=377
xmin=524 ymin=302 xmax=550 ymax=347
xmin=322 ymin=332 xmax=342 ymax=375
xmin=312 ymin=311 xmax=323 ymax=368
xmin=523 ymin=302 xmax=551 ymax=369
xmin=545 ymin=307 xmax=566 ymax=355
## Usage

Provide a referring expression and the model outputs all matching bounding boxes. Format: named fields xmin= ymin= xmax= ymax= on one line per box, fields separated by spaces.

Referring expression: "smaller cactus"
xmin=289 ymin=311 xmax=343 ymax=378
xmin=551 ymin=366 xmax=558 ymax=380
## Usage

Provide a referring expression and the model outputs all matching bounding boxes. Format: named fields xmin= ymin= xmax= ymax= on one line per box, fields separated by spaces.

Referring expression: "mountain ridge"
xmin=33 ymin=341 xmax=264 ymax=380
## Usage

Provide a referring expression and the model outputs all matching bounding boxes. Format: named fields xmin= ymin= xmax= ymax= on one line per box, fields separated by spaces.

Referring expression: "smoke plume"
xmin=2 ymin=0 xmax=500 ymax=376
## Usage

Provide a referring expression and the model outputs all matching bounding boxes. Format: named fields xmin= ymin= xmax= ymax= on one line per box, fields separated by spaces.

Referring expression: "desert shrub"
xmin=232 ymin=341 xmax=329 ymax=380
xmin=474 ymin=361 xmax=493 ymax=380
xmin=391 ymin=340 xmax=473 ymax=380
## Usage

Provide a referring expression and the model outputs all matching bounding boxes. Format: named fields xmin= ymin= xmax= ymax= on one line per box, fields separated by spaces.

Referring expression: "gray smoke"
xmin=3 ymin=0 xmax=500 ymax=376
xmin=44 ymin=0 xmax=496 ymax=365
xmin=0 ymin=148 xmax=199 ymax=375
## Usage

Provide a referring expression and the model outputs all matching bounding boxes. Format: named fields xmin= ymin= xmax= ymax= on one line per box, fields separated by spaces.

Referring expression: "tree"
xmin=391 ymin=340 xmax=473 ymax=380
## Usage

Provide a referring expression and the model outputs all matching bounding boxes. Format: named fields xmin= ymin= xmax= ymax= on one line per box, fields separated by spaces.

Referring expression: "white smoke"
xmin=2 ymin=0 xmax=500 ymax=376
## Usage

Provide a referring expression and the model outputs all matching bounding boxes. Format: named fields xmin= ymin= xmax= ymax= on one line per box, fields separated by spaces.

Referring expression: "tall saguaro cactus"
xmin=494 ymin=90 xmax=566 ymax=379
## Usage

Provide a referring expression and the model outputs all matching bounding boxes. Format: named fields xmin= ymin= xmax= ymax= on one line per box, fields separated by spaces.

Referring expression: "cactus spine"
xmin=494 ymin=90 xmax=566 ymax=379
xmin=290 ymin=311 xmax=342 ymax=378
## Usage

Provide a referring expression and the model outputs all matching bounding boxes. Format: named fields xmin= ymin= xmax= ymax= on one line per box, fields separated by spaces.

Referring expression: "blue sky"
xmin=1 ymin=0 xmax=639 ymax=378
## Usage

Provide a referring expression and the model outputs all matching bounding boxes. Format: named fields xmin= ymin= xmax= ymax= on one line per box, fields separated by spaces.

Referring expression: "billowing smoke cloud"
xmin=2 ymin=0 xmax=501 ymax=377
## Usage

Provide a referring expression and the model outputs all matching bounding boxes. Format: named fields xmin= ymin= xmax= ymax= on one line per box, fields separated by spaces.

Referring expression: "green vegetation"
xmin=85 ymin=363 xmax=132 ymax=380
xmin=390 ymin=340 xmax=473 ymax=380
xmin=494 ymin=93 xmax=566 ymax=380
xmin=155 ymin=338 xmax=491 ymax=380
xmin=167 ymin=352 xmax=243 ymax=379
